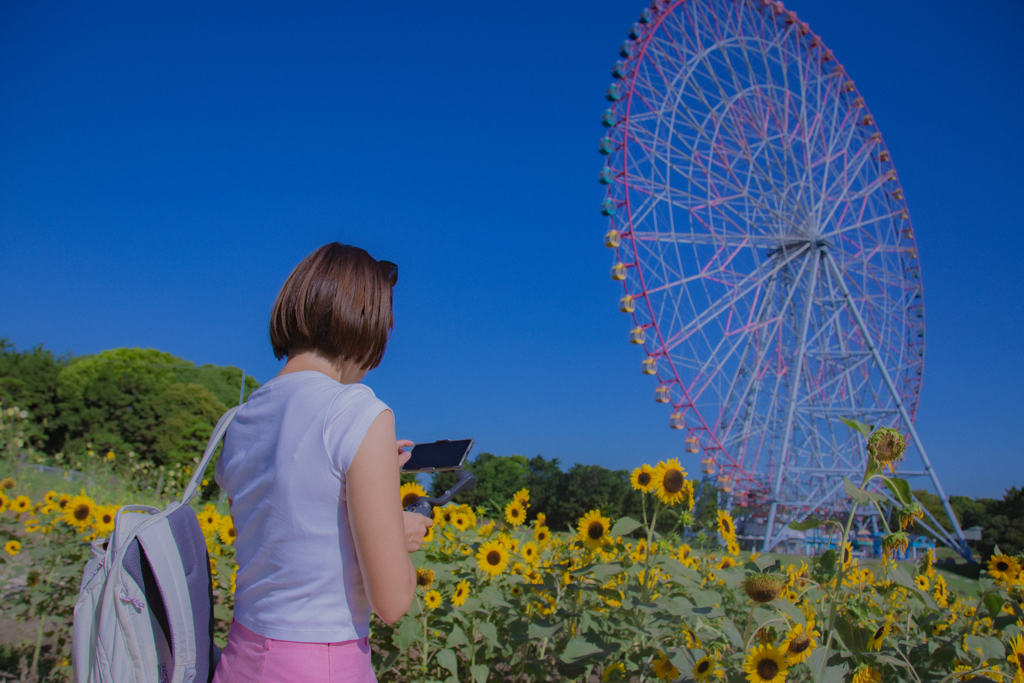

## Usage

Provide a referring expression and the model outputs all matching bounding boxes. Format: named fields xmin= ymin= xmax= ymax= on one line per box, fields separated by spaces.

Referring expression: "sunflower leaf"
xmin=471 ymin=664 xmax=489 ymax=683
xmin=436 ymin=649 xmax=459 ymax=678
xmin=964 ymin=635 xmax=1005 ymax=662
xmin=397 ymin=618 xmax=419 ymax=651
xmin=609 ymin=516 xmax=642 ymax=538
xmin=788 ymin=515 xmax=827 ymax=531
xmin=983 ymin=593 xmax=1005 ymax=619
xmin=887 ymin=564 xmax=918 ymax=591
xmin=880 ymin=476 xmax=913 ymax=506
xmin=477 ymin=621 xmax=499 ymax=648
xmin=840 ymin=417 xmax=873 ymax=439
xmin=559 ymin=636 xmax=603 ymax=662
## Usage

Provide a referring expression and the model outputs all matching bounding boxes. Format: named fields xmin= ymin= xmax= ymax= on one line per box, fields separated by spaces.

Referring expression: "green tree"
xmin=0 ymin=337 xmax=67 ymax=450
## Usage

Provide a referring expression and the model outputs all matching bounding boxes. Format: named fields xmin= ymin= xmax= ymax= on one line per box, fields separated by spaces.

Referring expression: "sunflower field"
xmin=2 ymin=405 xmax=1024 ymax=682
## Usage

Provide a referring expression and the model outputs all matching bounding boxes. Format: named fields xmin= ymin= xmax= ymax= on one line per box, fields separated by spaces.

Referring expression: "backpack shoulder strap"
xmin=180 ymin=407 xmax=238 ymax=506
xmin=136 ymin=518 xmax=198 ymax=683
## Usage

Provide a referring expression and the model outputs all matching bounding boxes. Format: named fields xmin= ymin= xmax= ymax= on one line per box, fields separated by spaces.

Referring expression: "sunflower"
xmin=651 ymin=652 xmax=678 ymax=682
xmin=716 ymin=509 xmax=736 ymax=542
xmin=881 ymin=531 xmax=909 ymax=558
xmin=422 ymin=524 xmax=434 ymax=544
xmin=693 ymin=655 xmax=724 ymax=682
xmin=683 ymin=627 xmax=701 ymax=648
xmin=452 ymin=579 xmax=470 ymax=607
xmin=11 ymin=495 xmax=31 ymax=514
xmin=43 ymin=491 xmax=57 ymax=505
xmin=452 ymin=512 xmax=471 ymax=531
xmin=652 ymin=459 xmax=689 ymax=506
xmin=630 ymin=464 xmax=656 ymax=493
xmin=718 ymin=555 xmax=738 ymax=570
xmin=866 ymin=614 xmax=893 ymax=651
xmin=505 ymin=500 xmax=527 ymax=528
xmin=727 ymin=539 xmax=741 ymax=556
xmin=989 ymin=554 xmax=1021 ymax=584
xmin=0 ymin=492 xmax=8 ymax=512
xmin=743 ymin=644 xmax=788 ymax=683
xmin=866 ymin=427 xmax=906 ymax=474
xmin=478 ymin=521 xmax=494 ymax=537
xmin=534 ymin=525 xmax=551 ymax=546
xmin=745 ymin=576 xmax=784 ymax=604
xmin=521 ymin=541 xmax=540 ymax=565
xmin=416 ymin=567 xmax=435 ymax=590
xmin=63 ymin=495 xmax=94 ymax=529
xmin=914 ymin=574 xmax=930 ymax=591
xmin=57 ymin=493 xmax=71 ymax=511
xmin=218 ymin=517 xmax=237 ymax=545
xmin=24 ymin=517 xmax=41 ymax=534
xmin=476 ymin=540 xmax=510 ymax=577
xmin=1007 ymin=633 xmax=1024 ymax=683
xmin=423 ymin=589 xmax=442 ymax=610
xmin=512 ymin=488 xmax=530 ymax=506
xmin=0 ymin=477 xmax=15 ymax=490
xmin=4 ymin=540 xmax=20 ymax=556
xmin=780 ymin=621 xmax=819 ymax=665
xmin=576 ymin=510 xmax=612 ymax=550
xmin=400 ymin=482 xmax=427 ymax=509
xmin=677 ymin=544 xmax=692 ymax=562
xmin=438 ymin=506 xmax=456 ymax=527
xmin=93 ymin=506 xmax=117 ymax=537
xmin=198 ymin=504 xmax=222 ymax=536
xmin=602 ymin=662 xmax=626 ymax=682
xmin=851 ymin=665 xmax=882 ymax=683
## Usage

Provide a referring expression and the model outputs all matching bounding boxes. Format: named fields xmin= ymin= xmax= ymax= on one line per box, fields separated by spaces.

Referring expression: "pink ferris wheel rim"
xmin=601 ymin=0 xmax=925 ymax=499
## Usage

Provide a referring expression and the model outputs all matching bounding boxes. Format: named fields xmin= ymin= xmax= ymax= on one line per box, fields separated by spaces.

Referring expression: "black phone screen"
xmin=402 ymin=439 xmax=474 ymax=473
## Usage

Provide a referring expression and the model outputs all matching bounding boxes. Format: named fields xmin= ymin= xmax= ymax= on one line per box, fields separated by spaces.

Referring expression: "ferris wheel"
xmin=599 ymin=0 xmax=970 ymax=556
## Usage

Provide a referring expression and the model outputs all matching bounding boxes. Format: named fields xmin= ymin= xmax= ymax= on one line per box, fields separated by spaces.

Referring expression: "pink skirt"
xmin=212 ymin=620 xmax=377 ymax=683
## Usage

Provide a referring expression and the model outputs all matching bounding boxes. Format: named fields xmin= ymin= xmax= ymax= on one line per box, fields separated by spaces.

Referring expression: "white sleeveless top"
xmin=216 ymin=371 xmax=389 ymax=642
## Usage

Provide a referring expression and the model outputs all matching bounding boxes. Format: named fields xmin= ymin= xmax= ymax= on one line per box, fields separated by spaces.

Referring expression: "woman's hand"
xmin=397 ymin=439 xmax=413 ymax=469
xmin=403 ymin=511 xmax=433 ymax=553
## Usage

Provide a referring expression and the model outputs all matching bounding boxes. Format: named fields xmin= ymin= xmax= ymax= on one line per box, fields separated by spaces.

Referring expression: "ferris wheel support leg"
xmin=763 ymin=249 xmax=822 ymax=552
xmin=822 ymin=250 xmax=974 ymax=563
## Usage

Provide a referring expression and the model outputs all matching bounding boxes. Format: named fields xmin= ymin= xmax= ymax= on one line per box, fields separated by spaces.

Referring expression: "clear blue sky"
xmin=1 ymin=0 xmax=1020 ymax=498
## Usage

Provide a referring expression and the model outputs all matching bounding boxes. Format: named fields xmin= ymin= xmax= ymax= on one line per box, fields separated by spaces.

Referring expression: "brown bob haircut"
xmin=270 ymin=243 xmax=394 ymax=370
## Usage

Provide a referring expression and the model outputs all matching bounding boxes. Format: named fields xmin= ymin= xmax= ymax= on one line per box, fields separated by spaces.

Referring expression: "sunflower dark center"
xmin=227 ymin=527 xmax=236 ymax=537
xmin=696 ymin=661 xmax=709 ymax=673
xmin=996 ymin=561 xmax=1009 ymax=571
xmin=873 ymin=626 xmax=884 ymax=640
xmin=788 ymin=634 xmax=810 ymax=654
xmin=511 ymin=508 xmax=521 ymax=518
xmin=487 ymin=550 xmax=501 ymax=565
xmin=723 ymin=520 xmax=732 ymax=534
xmin=757 ymin=659 xmax=779 ymax=679
xmin=403 ymin=493 xmax=419 ymax=507
xmin=417 ymin=573 xmax=430 ymax=586
xmin=663 ymin=470 xmax=684 ymax=493
xmin=1016 ymin=652 xmax=1024 ymax=667
xmin=588 ymin=521 xmax=605 ymax=540
xmin=102 ymin=514 xmax=113 ymax=524
xmin=638 ymin=472 xmax=651 ymax=486
xmin=73 ymin=504 xmax=90 ymax=521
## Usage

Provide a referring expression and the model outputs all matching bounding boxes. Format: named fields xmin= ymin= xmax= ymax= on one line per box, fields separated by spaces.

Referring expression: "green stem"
xmin=421 ymin=609 xmax=429 ymax=682
xmin=30 ymin=604 xmax=45 ymax=677
xmin=741 ymin=602 xmax=758 ymax=650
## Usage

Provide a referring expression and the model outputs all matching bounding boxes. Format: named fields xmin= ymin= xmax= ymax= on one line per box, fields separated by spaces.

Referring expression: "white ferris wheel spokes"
xmin=599 ymin=0 xmax=967 ymax=556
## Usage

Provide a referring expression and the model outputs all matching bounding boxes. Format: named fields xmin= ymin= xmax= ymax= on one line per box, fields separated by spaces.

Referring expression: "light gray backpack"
xmin=72 ymin=407 xmax=237 ymax=683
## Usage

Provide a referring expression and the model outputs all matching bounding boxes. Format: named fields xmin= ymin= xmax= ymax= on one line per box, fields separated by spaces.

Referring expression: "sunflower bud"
xmin=867 ymin=428 xmax=906 ymax=473
xmin=744 ymin=575 xmax=784 ymax=603
xmin=896 ymin=502 xmax=924 ymax=531
xmin=881 ymin=531 xmax=910 ymax=559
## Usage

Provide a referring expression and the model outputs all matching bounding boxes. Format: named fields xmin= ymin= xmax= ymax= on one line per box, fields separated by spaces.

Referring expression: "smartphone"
xmin=401 ymin=439 xmax=474 ymax=474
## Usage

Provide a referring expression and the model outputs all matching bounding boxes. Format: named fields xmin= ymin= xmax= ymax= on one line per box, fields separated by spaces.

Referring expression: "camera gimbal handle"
xmin=405 ymin=469 xmax=478 ymax=517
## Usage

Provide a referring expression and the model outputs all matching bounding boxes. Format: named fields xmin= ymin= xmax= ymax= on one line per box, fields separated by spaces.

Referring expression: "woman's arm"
xmin=347 ymin=410 xmax=432 ymax=624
